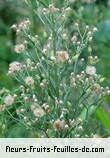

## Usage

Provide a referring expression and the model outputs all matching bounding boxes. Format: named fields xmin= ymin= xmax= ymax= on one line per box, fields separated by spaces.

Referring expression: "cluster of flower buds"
xmin=42 ymin=4 xmax=60 ymax=15
xmin=8 ymin=61 xmax=22 ymax=75
xmin=42 ymin=36 xmax=52 ymax=54
xmin=11 ymin=19 xmax=31 ymax=33
xmin=61 ymin=7 xmax=72 ymax=17
xmin=31 ymin=35 xmax=39 ymax=43
xmin=88 ymin=56 xmax=99 ymax=64
xmin=40 ymin=79 xmax=47 ymax=88
xmin=42 ymin=4 xmax=72 ymax=18
xmin=71 ymin=24 xmax=98 ymax=50
xmin=87 ymin=27 xmax=98 ymax=41
xmin=16 ymin=108 xmax=25 ymax=114
xmin=70 ymin=72 xmax=77 ymax=87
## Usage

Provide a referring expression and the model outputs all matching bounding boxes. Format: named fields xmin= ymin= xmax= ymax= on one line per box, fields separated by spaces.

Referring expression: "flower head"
xmin=25 ymin=76 xmax=34 ymax=85
xmin=15 ymin=44 xmax=25 ymax=54
xmin=56 ymin=51 xmax=69 ymax=62
xmin=53 ymin=119 xmax=64 ymax=130
xmin=31 ymin=104 xmax=45 ymax=118
xmin=4 ymin=95 xmax=14 ymax=106
xmin=8 ymin=61 xmax=22 ymax=74
xmin=86 ymin=66 xmax=96 ymax=75
xmin=17 ymin=19 xmax=31 ymax=32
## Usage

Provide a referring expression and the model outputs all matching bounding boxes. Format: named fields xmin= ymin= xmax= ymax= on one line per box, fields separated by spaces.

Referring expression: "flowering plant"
xmin=0 ymin=0 xmax=110 ymax=138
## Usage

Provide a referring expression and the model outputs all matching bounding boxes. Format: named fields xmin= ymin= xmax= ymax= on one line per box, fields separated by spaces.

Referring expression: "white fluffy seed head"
xmin=31 ymin=104 xmax=45 ymax=118
xmin=86 ymin=66 xmax=96 ymax=75
xmin=56 ymin=51 xmax=69 ymax=62
xmin=8 ymin=61 xmax=22 ymax=74
xmin=14 ymin=44 xmax=25 ymax=53
xmin=25 ymin=76 xmax=34 ymax=85
xmin=4 ymin=95 xmax=14 ymax=106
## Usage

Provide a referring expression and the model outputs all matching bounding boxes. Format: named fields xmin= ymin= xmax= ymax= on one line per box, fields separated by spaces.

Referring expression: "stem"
xmin=64 ymin=123 xmax=80 ymax=138
xmin=51 ymin=15 xmax=56 ymax=55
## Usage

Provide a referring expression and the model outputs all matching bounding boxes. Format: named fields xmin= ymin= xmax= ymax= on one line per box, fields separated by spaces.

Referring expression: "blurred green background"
xmin=0 ymin=0 xmax=110 ymax=137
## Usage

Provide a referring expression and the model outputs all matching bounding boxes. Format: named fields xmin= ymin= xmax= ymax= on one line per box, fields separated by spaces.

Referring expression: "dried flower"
xmin=15 ymin=44 xmax=25 ymax=53
xmin=56 ymin=51 xmax=69 ymax=62
xmin=31 ymin=104 xmax=45 ymax=118
xmin=4 ymin=95 xmax=14 ymax=106
xmin=25 ymin=76 xmax=34 ymax=85
xmin=93 ymin=83 xmax=101 ymax=93
xmin=86 ymin=66 xmax=96 ymax=75
xmin=53 ymin=119 xmax=64 ymax=130
xmin=8 ymin=61 xmax=22 ymax=74
xmin=49 ymin=4 xmax=59 ymax=13
xmin=18 ymin=19 xmax=31 ymax=31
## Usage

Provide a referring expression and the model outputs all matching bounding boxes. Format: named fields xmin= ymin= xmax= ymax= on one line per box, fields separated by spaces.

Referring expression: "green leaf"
xmin=80 ymin=106 xmax=97 ymax=121
xmin=95 ymin=107 xmax=110 ymax=132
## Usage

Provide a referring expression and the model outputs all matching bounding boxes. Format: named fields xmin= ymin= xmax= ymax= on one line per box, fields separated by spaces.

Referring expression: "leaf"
xmin=7 ymin=124 xmax=30 ymax=138
xmin=79 ymin=106 xmax=97 ymax=121
xmin=95 ymin=107 xmax=110 ymax=132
